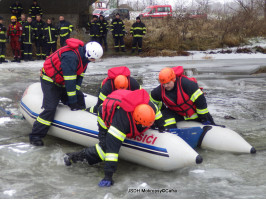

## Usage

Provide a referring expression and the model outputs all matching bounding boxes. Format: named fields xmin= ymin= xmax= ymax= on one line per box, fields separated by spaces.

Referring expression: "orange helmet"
xmin=114 ymin=75 xmax=129 ymax=89
xmin=133 ymin=104 xmax=155 ymax=127
xmin=159 ymin=68 xmax=176 ymax=84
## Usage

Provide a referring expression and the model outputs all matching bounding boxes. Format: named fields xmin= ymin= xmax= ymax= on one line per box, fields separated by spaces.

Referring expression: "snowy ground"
xmin=0 ymin=49 xmax=266 ymax=198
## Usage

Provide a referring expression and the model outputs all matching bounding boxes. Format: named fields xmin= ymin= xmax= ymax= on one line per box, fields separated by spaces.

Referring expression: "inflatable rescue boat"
xmin=20 ymin=83 xmax=256 ymax=171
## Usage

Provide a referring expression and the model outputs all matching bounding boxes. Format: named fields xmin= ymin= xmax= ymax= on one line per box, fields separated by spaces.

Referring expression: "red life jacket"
xmin=102 ymin=89 xmax=150 ymax=138
xmin=161 ymin=66 xmax=198 ymax=117
xmin=42 ymin=38 xmax=87 ymax=85
xmin=101 ymin=66 xmax=131 ymax=90
xmin=8 ymin=22 xmax=22 ymax=37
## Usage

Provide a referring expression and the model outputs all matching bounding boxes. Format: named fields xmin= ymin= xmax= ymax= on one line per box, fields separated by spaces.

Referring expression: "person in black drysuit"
xmin=57 ymin=16 xmax=74 ymax=47
xmin=10 ymin=1 xmax=23 ymax=20
xmin=22 ymin=16 xmax=35 ymax=61
xmin=87 ymin=15 xmax=100 ymax=42
xmin=130 ymin=16 xmax=146 ymax=53
xmin=109 ymin=13 xmax=126 ymax=52
xmin=98 ymin=15 xmax=108 ymax=51
xmin=0 ymin=16 xmax=8 ymax=63
xmin=43 ymin=18 xmax=58 ymax=58
xmin=28 ymin=0 xmax=43 ymax=21
xmin=33 ymin=14 xmax=46 ymax=59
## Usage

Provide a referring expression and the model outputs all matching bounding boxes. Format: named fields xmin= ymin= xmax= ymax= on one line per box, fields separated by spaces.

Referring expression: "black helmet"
xmin=136 ymin=16 xmax=140 ymax=20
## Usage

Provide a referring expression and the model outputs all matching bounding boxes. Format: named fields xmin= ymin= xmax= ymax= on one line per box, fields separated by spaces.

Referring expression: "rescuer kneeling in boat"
xmin=86 ymin=66 xmax=141 ymax=113
xmin=64 ymin=89 xmax=165 ymax=187
xmin=29 ymin=39 xmax=103 ymax=146
xmin=150 ymin=66 xmax=215 ymax=130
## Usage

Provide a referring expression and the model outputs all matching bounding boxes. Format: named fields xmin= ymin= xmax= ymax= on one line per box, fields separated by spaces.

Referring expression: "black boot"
xmin=0 ymin=58 xmax=2 ymax=64
xmin=64 ymin=149 xmax=87 ymax=166
xmin=16 ymin=58 xmax=21 ymax=63
xmin=30 ymin=138 xmax=44 ymax=146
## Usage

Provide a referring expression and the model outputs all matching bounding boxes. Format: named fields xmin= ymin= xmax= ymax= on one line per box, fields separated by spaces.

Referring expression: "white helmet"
xmin=85 ymin=42 xmax=103 ymax=60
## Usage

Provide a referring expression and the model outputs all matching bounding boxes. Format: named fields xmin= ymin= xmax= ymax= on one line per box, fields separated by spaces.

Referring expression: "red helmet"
xmin=114 ymin=75 xmax=128 ymax=89
xmin=159 ymin=68 xmax=176 ymax=84
xmin=133 ymin=104 xmax=155 ymax=127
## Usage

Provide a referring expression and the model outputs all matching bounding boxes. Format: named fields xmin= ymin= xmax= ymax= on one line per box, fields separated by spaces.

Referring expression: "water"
xmin=0 ymin=57 xmax=266 ymax=198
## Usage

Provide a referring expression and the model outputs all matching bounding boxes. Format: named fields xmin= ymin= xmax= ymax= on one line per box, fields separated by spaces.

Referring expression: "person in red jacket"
xmin=7 ymin=16 xmax=22 ymax=62
xmin=150 ymin=66 xmax=215 ymax=130
xmin=64 ymin=89 xmax=164 ymax=187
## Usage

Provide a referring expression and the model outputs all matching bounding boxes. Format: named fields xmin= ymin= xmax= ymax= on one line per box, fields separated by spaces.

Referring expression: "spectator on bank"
xmin=10 ymin=1 xmax=23 ymax=21
xmin=130 ymin=16 xmax=146 ymax=54
xmin=19 ymin=14 xmax=27 ymax=60
xmin=87 ymin=15 xmax=100 ymax=43
xmin=98 ymin=15 xmax=108 ymax=51
xmin=57 ymin=16 xmax=74 ymax=47
xmin=7 ymin=16 xmax=23 ymax=63
xmin=110 ymin=13 xmax=126 ymax=52
xmin=43 ymin=18 xmax=58 ymax=58
xmin=22 ymin=16 xmax=35 ymax=61
xmin=33 ymin=14 xmax=46 ymax=60
xmin=29 ymin=0 xmax=43 ymax=21
xmin=0 ymin=16 xmax=8 ymax=63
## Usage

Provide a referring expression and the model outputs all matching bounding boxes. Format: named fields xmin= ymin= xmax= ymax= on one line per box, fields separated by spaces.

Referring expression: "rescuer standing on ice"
xmin=29 ymin=38 xmax=103 ymax=146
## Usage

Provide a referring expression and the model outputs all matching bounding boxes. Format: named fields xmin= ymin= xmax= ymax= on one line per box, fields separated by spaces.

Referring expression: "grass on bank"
xmin=4 ymin=10 xmax=266 ymax=58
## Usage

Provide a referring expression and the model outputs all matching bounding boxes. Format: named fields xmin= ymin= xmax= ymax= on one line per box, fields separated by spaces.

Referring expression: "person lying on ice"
xmin=64 ymin=89 xmax=165 ymax=187
xmin=86 ymin=66 xmax=141 ymax=113
xmin=29 ymin=38 xmax=103 ymax=146
xmin=150 ymin=66 xmax=215 ymax=130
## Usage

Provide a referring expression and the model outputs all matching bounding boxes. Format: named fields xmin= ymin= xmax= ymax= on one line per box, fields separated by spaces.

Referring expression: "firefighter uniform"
xmin=18 ymin=20 xmax=26 ymax=60
xmin=57 ymin=20 xmax=74 ymax=47
xmin=33 ymin=19 xmax=46 ymax=59
xmin=150 ymin=66 xmax=215 ymax=129
xmin=10 ymin=2 xmax=23 ymax=20
xmin=0 ymin=21 xmax=7 ymax=63
xmin=22 ymin=22 xmax=35 ymax=61
xmin=90 ymin=67 xmax=141 ymax=114
xmin=29 ymin=39 xmax=90 ymax=146
xmin=110 ymin=18 xmax=126 ymax=52
xmin=29 ymin=3 xmax=43 ymax=21
xmin=130 ymin=19 xmax=146 ymax=53
xmin=43 ymin=23 xmax=58 ymax=57
xmin=7 ymin=21 xmax=23 ymax=61
xmin=87 ymin=20 xmax=101 ymax=42
xmin=65 ymin=89 xmax=164 ymax=186
xmin=98 ymin=16 xmax=108 ymax=51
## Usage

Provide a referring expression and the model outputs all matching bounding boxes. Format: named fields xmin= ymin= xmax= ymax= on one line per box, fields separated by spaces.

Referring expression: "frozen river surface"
xmin=0 ymin=54 xmax=266 ymax=199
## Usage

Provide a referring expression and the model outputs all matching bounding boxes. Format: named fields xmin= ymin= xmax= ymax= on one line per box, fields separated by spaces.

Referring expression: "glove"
xmin=98 ymin=172 xmax=114 ymax=187
xmin=68 ymin=103 xmax=82 ymax=111
xmin=158 ymin=126 xmax=165 ymax=133
xmin=199 ymin=112 xmax=215 ymax=125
